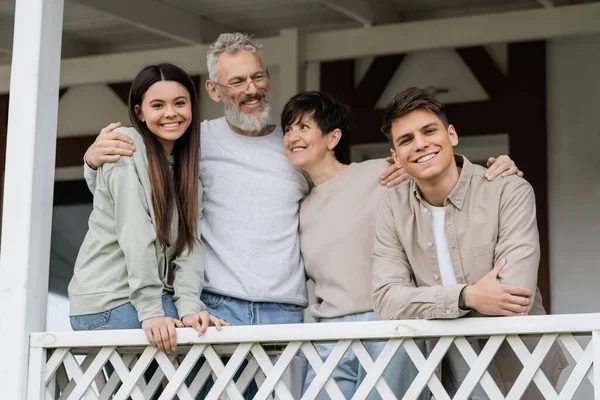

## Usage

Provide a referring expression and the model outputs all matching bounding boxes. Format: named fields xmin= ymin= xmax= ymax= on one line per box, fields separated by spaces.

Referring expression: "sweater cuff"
xmin=134 ymin=297 xmax=165 ymax=322
xmin=176 ymin=299 xmax=206 ymax=319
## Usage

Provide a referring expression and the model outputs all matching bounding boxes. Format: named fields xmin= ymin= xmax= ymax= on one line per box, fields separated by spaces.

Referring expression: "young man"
xmin=371 ymin=87 xmax=567 ymax=398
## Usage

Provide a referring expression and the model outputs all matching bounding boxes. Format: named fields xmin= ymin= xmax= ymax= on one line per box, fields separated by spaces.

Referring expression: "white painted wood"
xmin=31 ymin=314 xmax=600 ymax=348
xmin=62 ymin=351 xmax=98 ymax=400
xmin=100 ymin=353 xmax=138 ymax=399
xmin=58 ymin=349 xmax=102 ymax=400
xmin=143 ymin=354 xmax=173 ymax=399
xmin=158 ymin=345 xmax=206 ymax=400
xmin=301 ymin=340 xmax=350 ymax=399
xmin=69 ymin=348 xmax=114 ymax=400
xmin=149 ymin=353 xmax=191 ymax=400
xmin=73 ymin=0 xmax=225 ymax=45
xmin=235 ymin=357 xmax=261 ymax=395
xmin=403 ymin=337 xmax=452 ymax=400
xmin=252 ymin=342 xmax=299 ymax=400
xmin=57 ymin=363 xmax=75 ymax=400
xmin=452 ymin=336 xmax=505 ymax=400
xmin=249 ymin=344 xmax=288 ymax=400
xmin=35 ymin=329 xmax=598 ymax=399
xmin=45 ymin=349 xmax=70 ymax=385
xmin=559 ymin=340 xmax=593 ymax=399
xmin=109 ymin=351 xmax=146 ymax=400
xmin=560 ymin=333 xmax=594 ymax=385
xmin=0 ymin=0 xmax=64 ymax=398
xmin=0 ymin=16 xmax=95 ymax=56
xmin=0 ymin=35 xmax=282 ymax=93
xmin=321 ymin=0 xmax=374 ymax=26
xmin=278 ymin=28 xmax=304 ymax=106
xmin=27 ymin=347 xmax=47 ymax=400
xmin=506 ymin=334 xmax=558 ymax=400
xmin=305 ymin=62 xmax=321 ymax=92
xmin=351 ymin=339 xmax=399 ymax=400
xmin=188 ymin=357 xmax=216 ymax=396
xmin=113 ymin=348 xmax=157 ymax=400
xmin=203 ymin=344 xmax=249 ymax=400
xmin=594 ymin=331 xmax=600 ymax=399
xmin=304 ymin=2 xmax=600 ymax=61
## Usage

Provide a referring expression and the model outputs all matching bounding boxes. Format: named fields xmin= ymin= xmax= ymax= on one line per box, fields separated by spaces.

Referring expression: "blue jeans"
xmin=200 ymin=291 xmax=304 ymax=325
xmin=304 ymin=311 xmax=429 ymax=400
xmin=70 ymin=294 xmax=179 ymax=330
xmin=192 ymin=292 xmax=304 ymax=399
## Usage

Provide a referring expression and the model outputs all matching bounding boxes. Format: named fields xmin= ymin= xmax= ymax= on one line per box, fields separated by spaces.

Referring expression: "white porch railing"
xmin=27 ymin=313 xmax=600 ymax=400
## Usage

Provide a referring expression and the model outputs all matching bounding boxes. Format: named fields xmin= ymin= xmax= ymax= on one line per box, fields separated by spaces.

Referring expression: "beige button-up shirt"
xmin=372 ymin=155 xmax=567 ymax=396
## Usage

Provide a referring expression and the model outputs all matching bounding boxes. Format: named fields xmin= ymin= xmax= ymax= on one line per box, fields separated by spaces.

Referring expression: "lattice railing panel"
xmin=27 ymin=315 xmax=600 ymax=399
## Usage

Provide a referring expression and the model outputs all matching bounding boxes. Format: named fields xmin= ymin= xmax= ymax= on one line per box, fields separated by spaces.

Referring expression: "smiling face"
xmin=283 ymin=114 xmax=340 ymax=170
xmin=205 ymin=50 xmax=271 ymax=132
xmin=390 ymin=109 xmax=458 ymax=183
xmin=135 ymin=80 xmax=192 ymax=154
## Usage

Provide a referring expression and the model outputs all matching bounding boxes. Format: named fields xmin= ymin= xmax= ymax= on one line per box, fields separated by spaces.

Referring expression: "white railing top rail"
xmin=31 ymin=313 xmax=600 ymax=348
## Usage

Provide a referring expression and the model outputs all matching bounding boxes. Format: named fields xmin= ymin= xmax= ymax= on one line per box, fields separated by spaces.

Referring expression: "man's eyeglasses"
xmin=212 ymin=72 xmax=270 ymax=93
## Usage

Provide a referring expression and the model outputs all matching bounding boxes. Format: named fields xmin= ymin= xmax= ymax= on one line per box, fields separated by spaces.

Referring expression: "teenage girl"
xmin=69 ymin=63 xmax=227 ymax=353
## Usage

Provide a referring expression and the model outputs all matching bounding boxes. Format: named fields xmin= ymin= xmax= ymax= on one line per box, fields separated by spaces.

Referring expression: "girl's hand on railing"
xmin=141 ymin=316 xmax=184 ymax=353
xmin=182 ymin=311 xmax=231 ymax=336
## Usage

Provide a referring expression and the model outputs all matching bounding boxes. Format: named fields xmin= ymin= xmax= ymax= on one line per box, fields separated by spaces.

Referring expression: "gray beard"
xmin=223 ymin=96 xmax=272 ymax=133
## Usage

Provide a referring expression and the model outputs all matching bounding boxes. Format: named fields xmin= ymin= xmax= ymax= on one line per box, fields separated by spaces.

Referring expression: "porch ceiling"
xmin=0 ymin=0 xmax=596 ymax=64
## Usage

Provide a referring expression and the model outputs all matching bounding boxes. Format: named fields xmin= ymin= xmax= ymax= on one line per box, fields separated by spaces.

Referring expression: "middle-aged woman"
xmin=281 ymin=91 xmax=521 ymax=399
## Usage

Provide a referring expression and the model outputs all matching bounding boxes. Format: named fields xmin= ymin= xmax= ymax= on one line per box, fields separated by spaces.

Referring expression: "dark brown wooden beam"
xmin=59 ymin=88 xmax=69 ymax=100
xmin=55 ymin=135 xmax=96 ymax=168
xmin=54 ymin=180 xmax=92 ymax=206
xmin=445 ymin=100 xmax=511 ymax=136
xmin=350 ymin=101 xmax=511 ymax=146
xmin=507 ymin=40 xmax=550 ymax=311
xmin=108 ymin=82 xmax=131 ymax=106
xmin=355 ymin=54 xmax=405 ymax=108
xmin=456 ymin=46 xmax=509 ymax=100
xmin=321 ymin=60 xmax=355 ymax=163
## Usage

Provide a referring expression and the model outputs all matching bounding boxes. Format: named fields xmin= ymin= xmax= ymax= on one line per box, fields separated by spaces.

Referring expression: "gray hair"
xmin=206 ymin=33 xmax=264 ymax=82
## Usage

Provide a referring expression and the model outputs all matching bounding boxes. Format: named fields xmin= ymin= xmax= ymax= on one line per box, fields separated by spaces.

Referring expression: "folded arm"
xmin=371 ymin=193 xmax=470 ymax=320
xmin=460 ymin=180 xmax=539 ymax=315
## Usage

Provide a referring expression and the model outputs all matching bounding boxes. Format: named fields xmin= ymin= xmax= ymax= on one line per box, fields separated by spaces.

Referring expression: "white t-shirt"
xmin=428 ymin=204 xmax=458 ymax=286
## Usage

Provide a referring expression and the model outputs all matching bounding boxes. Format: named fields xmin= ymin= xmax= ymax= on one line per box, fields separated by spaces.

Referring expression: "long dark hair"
xmin=128 ymin=63 xmax=200 ymax=256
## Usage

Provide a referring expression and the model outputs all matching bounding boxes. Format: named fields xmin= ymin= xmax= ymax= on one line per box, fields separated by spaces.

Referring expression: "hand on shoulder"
xmin=85 ymin=122 xmax=137 ymax=170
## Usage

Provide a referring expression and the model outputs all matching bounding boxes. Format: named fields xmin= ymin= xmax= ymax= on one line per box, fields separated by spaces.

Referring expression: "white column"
xmin=0 ymin=0 xmax=64 ymax=398
xmin=278 ymin=28 xmax=305 ymax=106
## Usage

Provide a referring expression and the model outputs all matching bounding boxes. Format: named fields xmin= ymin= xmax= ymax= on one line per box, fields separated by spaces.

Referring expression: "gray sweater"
xmin=198 ymin=118 xmax=310 ymax=305
xmin=71 ymin=127 xmax=205 ymax=321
